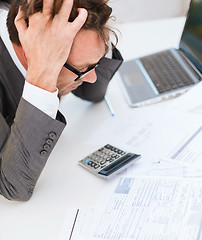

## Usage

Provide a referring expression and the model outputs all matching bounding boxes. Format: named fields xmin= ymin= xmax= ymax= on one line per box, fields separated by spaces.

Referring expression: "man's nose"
xmin=82 ymin=69 xmax=97 ymax=83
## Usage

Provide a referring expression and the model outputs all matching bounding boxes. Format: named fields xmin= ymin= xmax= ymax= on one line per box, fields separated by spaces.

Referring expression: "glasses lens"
xmin=74 ymin=65 xmax=98 ymax=82
xmin=64 ymin=61 xmax=99 ymax=81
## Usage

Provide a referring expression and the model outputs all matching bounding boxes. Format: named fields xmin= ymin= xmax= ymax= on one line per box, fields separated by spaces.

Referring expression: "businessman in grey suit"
xmin=0 ymin=0 xmax=123 ymax=201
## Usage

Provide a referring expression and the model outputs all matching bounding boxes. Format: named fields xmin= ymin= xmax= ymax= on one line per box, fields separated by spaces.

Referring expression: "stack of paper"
xmin=59 ymin=82 xmax=202 ymax=240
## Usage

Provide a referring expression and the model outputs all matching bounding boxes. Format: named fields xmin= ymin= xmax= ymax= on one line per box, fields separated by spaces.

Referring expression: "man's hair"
xmin=7 ymin=0 xmax=117 ymax=49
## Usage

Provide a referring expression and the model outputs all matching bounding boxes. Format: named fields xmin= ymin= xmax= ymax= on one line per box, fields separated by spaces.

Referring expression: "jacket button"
xmin=40 ymin=150 xmax=47 ymax=156
xmin=49 ymin=132 xmax=56 ymax=140
xmin=43 ymin=144 xmax=51 ymax=151
xmin=46 ymin=138 xmax=53 ymax=145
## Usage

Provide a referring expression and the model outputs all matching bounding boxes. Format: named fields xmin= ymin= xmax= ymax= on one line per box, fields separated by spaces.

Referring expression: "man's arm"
xmin=0 ymin=0 xmax=87 ymax=201
xmin=72 ymin=47 xmax=123 ymax=102
xmin=0 ymin=98 xmax=66 ymax=201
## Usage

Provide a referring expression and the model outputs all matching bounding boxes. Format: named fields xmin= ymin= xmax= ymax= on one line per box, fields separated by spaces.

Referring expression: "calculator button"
xmin=94 ymin=164 xmax=100 ymax=169
xmin=105 ymin=144 xmax=112 ymax=149
xmin=100 ymin=160 xmax=106 ymax=165
xmin=91 ymin=162 xmax=96 ymax=167
xmin=84 ymin=159 xmax=91 ymax=164
xmin=95 ymin=152 xmax=102 ymax=156
xmin=102 ymin=149 xmax=108 ymax=154
xmin=87 ymin=161 xmax=93 ymax=165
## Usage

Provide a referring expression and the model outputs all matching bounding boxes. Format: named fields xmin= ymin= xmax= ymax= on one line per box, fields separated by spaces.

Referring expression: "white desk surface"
xmin=0 ymin=17 xmax=186 ymax=240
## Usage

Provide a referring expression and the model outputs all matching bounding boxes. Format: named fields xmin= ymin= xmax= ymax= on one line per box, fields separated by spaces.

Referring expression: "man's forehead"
xmin=68 ymin=29 xmax=106 ymax=68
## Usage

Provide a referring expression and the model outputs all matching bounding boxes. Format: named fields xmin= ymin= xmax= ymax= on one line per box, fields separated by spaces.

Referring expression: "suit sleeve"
xmin=0 ymin=98 xmax=66 ymax=201
xmin=71 ymin=47 xmax=123 ymax=102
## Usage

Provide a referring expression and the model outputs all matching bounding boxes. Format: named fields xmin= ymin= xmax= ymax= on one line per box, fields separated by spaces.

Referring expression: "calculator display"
xmin=78 ymin=144 xmax=141 ymax=179
xmin=98 ymin=153 xmax=139 ymax=176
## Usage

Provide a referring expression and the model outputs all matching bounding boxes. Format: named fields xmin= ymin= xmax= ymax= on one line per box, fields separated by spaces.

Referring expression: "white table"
xmin=0 ymin=17 xmax=185 ymax=240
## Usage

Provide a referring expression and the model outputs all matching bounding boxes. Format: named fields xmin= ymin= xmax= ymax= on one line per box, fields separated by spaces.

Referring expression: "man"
xmin=0 ymin=0 xmax=123 ymax=201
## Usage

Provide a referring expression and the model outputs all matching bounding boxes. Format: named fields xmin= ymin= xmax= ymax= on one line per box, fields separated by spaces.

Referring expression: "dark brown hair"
xmin=7 ymin=0 xmax=118 ymax=48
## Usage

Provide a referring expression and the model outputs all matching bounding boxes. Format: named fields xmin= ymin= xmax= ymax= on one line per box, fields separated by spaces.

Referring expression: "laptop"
xmin=118 ymin=0 xmax=202 ymax=107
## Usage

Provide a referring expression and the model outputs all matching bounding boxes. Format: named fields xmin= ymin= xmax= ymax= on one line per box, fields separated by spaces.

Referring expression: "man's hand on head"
xmin=14 ymin=0 xmax=88 ymax=92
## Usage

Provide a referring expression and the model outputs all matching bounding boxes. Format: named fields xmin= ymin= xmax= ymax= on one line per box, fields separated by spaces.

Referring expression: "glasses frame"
xmin=63 ymin=62 xmax=99 ymax=81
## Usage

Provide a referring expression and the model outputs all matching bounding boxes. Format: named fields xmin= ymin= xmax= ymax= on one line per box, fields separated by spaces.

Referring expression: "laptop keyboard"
xmin=140 ymin=50 xmax=195 ymax=93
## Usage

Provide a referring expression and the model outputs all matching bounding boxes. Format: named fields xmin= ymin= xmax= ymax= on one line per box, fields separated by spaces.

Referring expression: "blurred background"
xmin=109 ymin=0 xmax=192 ymax=23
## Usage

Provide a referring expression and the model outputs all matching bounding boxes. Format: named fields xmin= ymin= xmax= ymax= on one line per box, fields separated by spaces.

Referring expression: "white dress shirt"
xmin=0 ymin=6 xmax=59 ymax=119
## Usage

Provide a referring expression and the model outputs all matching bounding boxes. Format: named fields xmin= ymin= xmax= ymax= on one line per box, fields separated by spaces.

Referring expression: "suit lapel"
xmin=0 ymin=37 xmax=25 ymax=126
xmin=0 ymin=37 xmax=25 ymax=106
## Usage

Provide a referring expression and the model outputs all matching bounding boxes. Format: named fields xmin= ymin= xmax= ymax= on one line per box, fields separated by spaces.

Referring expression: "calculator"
xmin=78 ymin=144 xmax=141 ymax=179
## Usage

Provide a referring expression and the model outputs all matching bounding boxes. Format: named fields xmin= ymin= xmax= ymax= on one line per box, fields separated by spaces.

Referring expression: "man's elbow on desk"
xmin=0 ymin=177 xmax=34 ymax=202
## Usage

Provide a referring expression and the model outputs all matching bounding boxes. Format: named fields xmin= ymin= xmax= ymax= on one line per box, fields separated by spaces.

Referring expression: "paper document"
xmin=168 ymin=81 xmax=202 ymax=116
xmin=122 ymin=160 xmax=202 ymax=178
xmin=89 ymin=177 xmax=202 ymax=240
xmin=59 ymin=177 xmax=202 ymax=240
xmin=87 ymin=107 xmax=202 ymax=168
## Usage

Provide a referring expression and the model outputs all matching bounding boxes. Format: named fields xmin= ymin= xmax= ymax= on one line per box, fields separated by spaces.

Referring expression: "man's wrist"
xmin=26 ymin=70 xmax=58 ymax=93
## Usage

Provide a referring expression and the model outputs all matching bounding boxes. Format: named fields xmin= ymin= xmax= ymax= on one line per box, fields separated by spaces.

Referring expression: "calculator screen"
xmin=98 ymin=153 xmax=138 ymax=176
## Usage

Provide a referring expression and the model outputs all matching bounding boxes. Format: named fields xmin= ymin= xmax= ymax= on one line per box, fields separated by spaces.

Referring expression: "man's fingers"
xmin=58 ymin=0 xmax=73 ymax=20
xmin=43 ymin=0 xmax=54 ymax=15
xmin=71 ymin=8 xmax=88 ymax=32
xmin=14 ymin=7 xmax=27 ymax=36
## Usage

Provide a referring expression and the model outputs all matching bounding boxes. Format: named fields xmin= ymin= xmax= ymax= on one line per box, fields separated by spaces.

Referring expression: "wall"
xmin=109 ymin=0 xmax=191 ymax=23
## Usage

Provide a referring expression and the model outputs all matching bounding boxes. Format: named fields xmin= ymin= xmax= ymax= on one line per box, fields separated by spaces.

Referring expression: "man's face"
xmin=57 ymin=29 xmax=106 ymax=96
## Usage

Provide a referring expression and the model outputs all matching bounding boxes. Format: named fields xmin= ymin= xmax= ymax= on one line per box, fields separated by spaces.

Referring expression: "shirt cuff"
xmin=22 ymin=80 xmax=59 ymax=119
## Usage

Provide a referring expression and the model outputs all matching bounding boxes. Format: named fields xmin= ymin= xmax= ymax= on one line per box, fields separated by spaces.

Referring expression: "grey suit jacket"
xmin=0 ymin=37 xmax=123 ymax=201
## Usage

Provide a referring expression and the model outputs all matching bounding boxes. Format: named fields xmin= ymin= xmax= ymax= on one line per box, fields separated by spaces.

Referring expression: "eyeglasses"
xmin=63 ymin=62 xmax=99 ymax=81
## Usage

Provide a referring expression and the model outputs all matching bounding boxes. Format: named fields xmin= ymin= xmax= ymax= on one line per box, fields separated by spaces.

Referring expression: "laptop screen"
xmin=179 ymin=0 xmax=202 ymax=74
